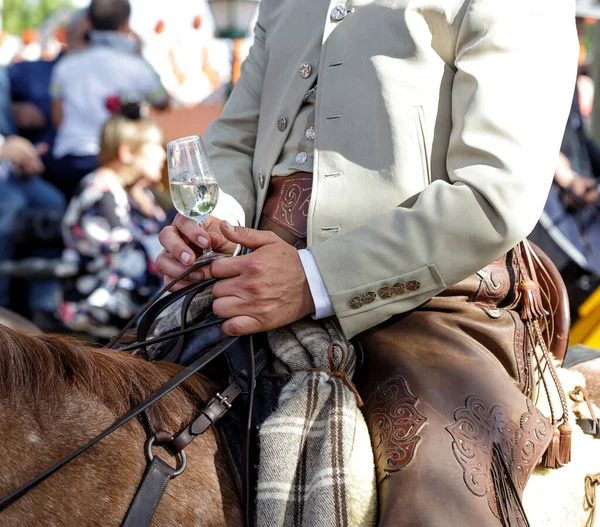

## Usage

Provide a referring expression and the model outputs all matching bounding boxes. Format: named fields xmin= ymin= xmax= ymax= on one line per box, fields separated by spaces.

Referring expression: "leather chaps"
xmin=356 ymin=251 xmax=550 ymax=527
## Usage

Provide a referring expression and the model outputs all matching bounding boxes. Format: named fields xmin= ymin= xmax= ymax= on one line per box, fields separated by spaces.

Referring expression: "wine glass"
xmin=167 ymin=135 xmax=221 ymax=259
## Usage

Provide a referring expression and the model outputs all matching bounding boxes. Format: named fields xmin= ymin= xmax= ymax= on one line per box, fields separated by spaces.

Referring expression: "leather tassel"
xmin=518 ymin=280 xmax=549 ymax=321
xmin=541 ymin=423 xmax=562 ymax=469
xmin=558 ymin=421 xmax=572 ymax=465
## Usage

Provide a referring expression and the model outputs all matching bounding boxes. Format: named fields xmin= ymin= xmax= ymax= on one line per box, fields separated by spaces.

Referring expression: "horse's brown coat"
xmin=0 ymin=327 xmax=242 ymax=526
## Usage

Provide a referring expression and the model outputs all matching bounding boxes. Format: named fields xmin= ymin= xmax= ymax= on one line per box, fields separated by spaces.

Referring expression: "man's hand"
xmin=210 ymin=222 xmax=315 ymax=335
xmin=564 ymin=175 xmax=599 ymax=209
xmin=156 ymin=213 xmax=238 ymax=289
xmin=0 ymin=136 xmax=44 ymax=176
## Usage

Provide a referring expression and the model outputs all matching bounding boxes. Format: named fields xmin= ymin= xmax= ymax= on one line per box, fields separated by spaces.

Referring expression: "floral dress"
xmin=60 ymin=170 xmax=165 ymax=336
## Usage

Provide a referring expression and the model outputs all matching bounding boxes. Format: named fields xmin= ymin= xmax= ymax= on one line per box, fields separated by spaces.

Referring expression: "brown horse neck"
xmin=0 ymin=327 xmax=242 ymax=526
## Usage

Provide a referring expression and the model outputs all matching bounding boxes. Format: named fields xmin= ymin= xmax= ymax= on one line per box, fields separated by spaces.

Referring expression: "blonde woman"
xmin=60 ymin=110 xmax=166 ymax=336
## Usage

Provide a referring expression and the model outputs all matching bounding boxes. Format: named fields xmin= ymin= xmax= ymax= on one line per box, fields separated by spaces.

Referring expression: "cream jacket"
xmin=205 ymin=0 xmax=578 ymax=339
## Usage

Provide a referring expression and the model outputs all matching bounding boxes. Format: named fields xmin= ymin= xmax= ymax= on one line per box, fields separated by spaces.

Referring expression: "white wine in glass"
xmin=167 ymin=135 xmax=221 ymax=258
xmin=170 ymin=179 xmax=219 ymax=220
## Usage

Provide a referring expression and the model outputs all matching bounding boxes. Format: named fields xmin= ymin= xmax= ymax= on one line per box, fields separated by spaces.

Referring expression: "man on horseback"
xmin=157 ymin=0 xmax=578 ymax=524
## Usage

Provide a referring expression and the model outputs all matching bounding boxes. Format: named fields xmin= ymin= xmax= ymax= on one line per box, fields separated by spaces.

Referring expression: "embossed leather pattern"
xmin=261 ymin=173 xmax=312 ymax=238
xmin=473 ymin=255 xmax=513 ymax=317
xmin=446 ymin=396 xmax=550 ymax=519
xmin=364 ymin=376 xmax=427 ymax=484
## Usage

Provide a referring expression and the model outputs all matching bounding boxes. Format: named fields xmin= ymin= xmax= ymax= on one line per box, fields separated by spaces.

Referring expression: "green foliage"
xmin=3 ymin=0 xmax=74 ymax=35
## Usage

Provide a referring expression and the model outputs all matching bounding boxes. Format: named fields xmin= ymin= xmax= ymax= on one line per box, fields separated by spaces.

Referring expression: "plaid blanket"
xmin=257 ymin=318 xmax=367 ymax=526
xmin=139 ymin=289 xmax=373 ymax=525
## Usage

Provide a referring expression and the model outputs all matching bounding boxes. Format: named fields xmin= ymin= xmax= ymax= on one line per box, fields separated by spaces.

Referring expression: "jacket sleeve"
xmin=309 ymin=0 xmax=579 ymax=339
xmin=203 ymin=0 xmax=271 ymax=227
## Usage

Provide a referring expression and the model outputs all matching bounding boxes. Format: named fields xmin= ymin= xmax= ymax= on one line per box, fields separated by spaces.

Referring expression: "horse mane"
xmin=0 ymin=326 xmax=212 ymax=431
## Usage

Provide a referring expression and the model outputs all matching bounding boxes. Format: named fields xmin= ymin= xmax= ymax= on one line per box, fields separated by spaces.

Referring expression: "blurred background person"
xmin=48 ymin=0 xmax=168 ymax=199
xmin=0 ymin=60 xmax=66 ymax=329
xmin=59 ymin=105 xmax=166 ymax=336
xmin=9 ymin=9 xmax=89 ymax=176
xmin=529 ymin=14 xmax=600 ymax=316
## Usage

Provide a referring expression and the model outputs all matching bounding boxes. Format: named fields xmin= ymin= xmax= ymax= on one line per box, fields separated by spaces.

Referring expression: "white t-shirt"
xmin=50 ymin=45 xmax=167 ymax=159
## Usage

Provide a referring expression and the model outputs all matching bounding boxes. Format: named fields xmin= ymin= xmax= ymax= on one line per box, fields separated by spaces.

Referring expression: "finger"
xmin=210 ymin=253 xmax=249 ymax=279
xmin=36 ymin=142 xmax=49 ymax=156
xmin=211 ymin=276 xmax=246 ymax=299
xmin=173 ymin=213 xmax=212 ymax=249
xmin=156 ymin=251 xmax=205 ymax=281
xmin=221 ymin=315 xmax=262 ymax=336
xmin=219 ymin=222 xmax=279 ymax=251
xmin=164 ymin=277 xmax=197 ymax=291
xmin=212 ymin=296 xmax=247 ymax=319
xmin=158 ymin=225 xmax=196 ymax=264
xmin=207 ymin=228 xmax=237 ymax=253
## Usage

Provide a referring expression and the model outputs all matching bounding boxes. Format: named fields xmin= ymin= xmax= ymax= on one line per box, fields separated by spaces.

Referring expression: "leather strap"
xmin=121 ymin=457 xmax=176 ymax=527
xmin=169 ymin=380 xmax=244 ymax=454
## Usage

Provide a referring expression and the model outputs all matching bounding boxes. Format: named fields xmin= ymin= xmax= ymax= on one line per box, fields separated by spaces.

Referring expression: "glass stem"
xmin=199 ymin=219 xmax=214 ymax=254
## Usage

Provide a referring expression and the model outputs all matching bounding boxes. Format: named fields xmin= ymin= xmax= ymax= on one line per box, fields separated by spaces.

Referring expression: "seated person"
xmin=0 ymin=135 xmax=66 ymax=330
xmin=59 ymin=109 xmax=167 ymax=336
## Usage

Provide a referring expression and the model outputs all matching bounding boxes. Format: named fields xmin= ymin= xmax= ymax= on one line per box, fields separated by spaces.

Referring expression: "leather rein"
xmin=0 ymin=252 xmax=259 ymax=527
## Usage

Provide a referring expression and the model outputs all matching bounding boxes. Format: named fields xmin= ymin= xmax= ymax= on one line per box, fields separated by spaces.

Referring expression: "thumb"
xmin=219 ymin=221 xmax=278 ymax=250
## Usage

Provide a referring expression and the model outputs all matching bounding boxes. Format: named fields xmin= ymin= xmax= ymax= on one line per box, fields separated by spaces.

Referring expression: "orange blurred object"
xmin=579 ymin=43 xmax=587 ymax=67
xmin=155 ymin=20 xmax=165 ymax=34
xmin=193 ymin=16 xmax=202 ymax=30
xmin=21 ymin=29 xmax=39 ymax=46
xmin=55 ymin=26 xmax=67 ymax=45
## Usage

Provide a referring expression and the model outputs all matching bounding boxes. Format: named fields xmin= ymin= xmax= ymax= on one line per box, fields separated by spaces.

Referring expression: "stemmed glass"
xmin=167 ymin=135 xmax=221 ymax=260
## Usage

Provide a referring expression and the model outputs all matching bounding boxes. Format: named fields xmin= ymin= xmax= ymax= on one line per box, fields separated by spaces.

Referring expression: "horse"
xmin=0 ymin=325 xmax=242 ymax=526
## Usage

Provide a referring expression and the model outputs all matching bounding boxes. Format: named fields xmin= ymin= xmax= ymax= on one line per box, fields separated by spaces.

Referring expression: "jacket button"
xmin=330 ymin=5 xmax=347 ymax=21
xmin=258 ymin=174 xmax=265 ymax=189
xmin=406 ymin=280 xmax=421 ymax=291
xmin=378 ymin=286 xmax=394 ymax=299
xmin=362 ymin=292 xmax=376 ymax=304
xmin=299 ymin=62 xmax=313 ymax=79
xmin=277 ymin=116 xmax=287 ymax=132
xmin=393 ymin=283 xmax=406 ymax=295
xmin=349 ymin=296 xmax=363 ymax=309
xmin=305 ymin=126 xmax=315 ymax=140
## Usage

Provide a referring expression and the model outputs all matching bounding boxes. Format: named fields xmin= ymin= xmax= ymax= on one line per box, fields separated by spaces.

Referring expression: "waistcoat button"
xmin=258 ymin=174 xmax=265 ymax=189
xmin=330 ymin=5 xmax=347 ymax=22
xmin=299 ymin=62 xmax=313 ymax=79
xmin=296 ymin=152 xmax=308 ymax=164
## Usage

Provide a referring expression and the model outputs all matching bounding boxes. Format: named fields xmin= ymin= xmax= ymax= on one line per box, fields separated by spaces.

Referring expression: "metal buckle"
xmin=145 ymin=435 xmax=187 ymax=477
xmin=215 ymin=392 xmax=232 ymax=409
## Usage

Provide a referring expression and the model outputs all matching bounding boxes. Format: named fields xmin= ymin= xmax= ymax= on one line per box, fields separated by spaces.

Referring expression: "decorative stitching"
xmin=446 ymin=396 xmax=550 ymax=519
xmin=364 ymin=376 xmax=427 ymax=484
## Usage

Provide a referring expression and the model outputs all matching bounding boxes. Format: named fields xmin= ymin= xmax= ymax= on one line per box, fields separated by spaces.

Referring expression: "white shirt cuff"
xmin=298 ymin=248 xmax=335 ymax=319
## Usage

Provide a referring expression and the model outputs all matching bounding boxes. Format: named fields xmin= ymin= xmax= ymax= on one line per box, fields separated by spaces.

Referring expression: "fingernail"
xmin=181 ymin=252 xmax=192 ymax=264
xmin=197 ymin=236 xmax=209 ymax=248
xmin=223 ymin=221 xmax=235 ymax=231
xmin=190 ymin=271 xmax=204 ymax=281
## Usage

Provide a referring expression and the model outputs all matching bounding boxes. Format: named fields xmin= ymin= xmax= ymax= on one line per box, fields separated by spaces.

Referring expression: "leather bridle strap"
xmin=169 ymin=379 xmax=244 ymax=453
xmin=121 ymin=456 xmax=177 ymax=527
xmin=0 ymin=336 xmax=238 ymax=513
